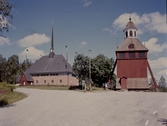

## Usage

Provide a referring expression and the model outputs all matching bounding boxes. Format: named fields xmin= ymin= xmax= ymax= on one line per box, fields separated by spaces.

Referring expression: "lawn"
xmin=20 ymin=85 xmax=106 ymax=92
xmin=0 ymin=82 xmax=27 ymax=106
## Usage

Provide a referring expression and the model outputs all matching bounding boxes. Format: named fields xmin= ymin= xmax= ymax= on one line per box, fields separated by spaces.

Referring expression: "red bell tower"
xmin=115 ymin=17 xmax=157 ymax=90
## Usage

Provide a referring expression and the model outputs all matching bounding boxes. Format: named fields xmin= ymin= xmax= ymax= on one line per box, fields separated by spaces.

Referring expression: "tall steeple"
xmin=49 ymin=23 xmax=55 ymax=58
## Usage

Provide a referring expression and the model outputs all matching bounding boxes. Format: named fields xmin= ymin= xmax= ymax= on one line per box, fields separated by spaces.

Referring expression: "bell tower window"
xmin=128 ymin=43 xmax=134 ymax=49
xmin=134 ymin=31 xmax=136 ymax=37
xmin=130 ymin=31 xmax=133 ymax=37
xmin=125 ymin=31 xmax=128 ymax=37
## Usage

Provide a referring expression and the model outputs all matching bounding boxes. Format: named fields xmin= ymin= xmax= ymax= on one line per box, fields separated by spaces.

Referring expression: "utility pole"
xmin=65 ymin=46 xmax=69 ymax=86
xmin=25 ymin=49 xmax=28 ymax=70
xmin=88 ymin=50 xmax=91 ymax=90
xmin=65 ymin=45 xmax=68 ymax=63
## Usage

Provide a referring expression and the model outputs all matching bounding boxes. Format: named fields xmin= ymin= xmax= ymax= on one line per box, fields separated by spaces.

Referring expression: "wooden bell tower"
xmin=113 ymin=17 xmax=158 ymax=90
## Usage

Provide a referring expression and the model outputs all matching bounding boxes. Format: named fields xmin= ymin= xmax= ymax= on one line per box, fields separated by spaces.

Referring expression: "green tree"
xmin=72 ymin=54 xmax=89 ymax=83
xmin=0 ymin=53 xmax=34 ymax=83
xmin=73 ymin=54 xmax=116 ymax=87
xmin=92 ymin=54 xmax=115 ymax=86
xmin=0 ymin=54 xmax=6 ymax=81
xmin=6 ymin=55 xmax=20 ymax=84
xmin=158 ymin=76 xmax=167 ymax=92
xmin=0 ymin=0 xmax=13 ymax=36
xmin=149 ymin=78 xmax=155 ymax=86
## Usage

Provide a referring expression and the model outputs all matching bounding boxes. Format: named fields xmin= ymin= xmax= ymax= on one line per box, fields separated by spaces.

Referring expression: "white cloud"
xmin=79 ymin=41 xmax=87 ymax=48
xmin=18 ymin=33 xmax=51 ymax=47
xmin=144 ymin=12 xmax=167 ymax=34
xmin=142 ymin=38 xmax=167 ymax=53
xmin=148 ymin=57 xmax=167 ymax=79
xmin=0 ymin=37 xmax=10 ymax=46
xmin=83 ymin=0 xmax=92 ymax=7
xmin=148 ymin=57 xmax=167 ymax=70
xmin=18 ymin=46 xmax=46 ymax=61
xmin=102 ymin=28 xmax=113 ymax=34
xmin=157 ymin=69 xmax=167 ymax=78
xmin=81 ymin=41 xmax=86 ymax=45
xmin=102 ymin=28 xmax=110 ymax=32
xmin=113 ymin=12 xmax=167 ymax=34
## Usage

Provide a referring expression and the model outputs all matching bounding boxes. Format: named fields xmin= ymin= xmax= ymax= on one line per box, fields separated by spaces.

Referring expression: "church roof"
xmin=25 ymin=54 xmax=74 ymax=75
xmin=24 ymin=72 xmax=33 ymax=81
xmin=116 ymin=38 xmax=148 ymax=52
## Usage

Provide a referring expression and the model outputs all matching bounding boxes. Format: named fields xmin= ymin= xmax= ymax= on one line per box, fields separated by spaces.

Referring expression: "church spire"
xmin=49 ymin=23 xmax=55 ymax=58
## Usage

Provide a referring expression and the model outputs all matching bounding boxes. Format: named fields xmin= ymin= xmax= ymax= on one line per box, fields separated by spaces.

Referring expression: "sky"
xmin=0 ymin=0 xmax=166 ymax=82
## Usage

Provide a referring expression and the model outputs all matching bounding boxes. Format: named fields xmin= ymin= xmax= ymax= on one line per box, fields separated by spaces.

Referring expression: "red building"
xmin=115 ymin=18 xmax=157 ymax=90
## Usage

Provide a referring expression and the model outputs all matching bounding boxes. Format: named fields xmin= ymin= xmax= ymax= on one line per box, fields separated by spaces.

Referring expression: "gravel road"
xmin=0 ymin=88 xmax=167 ymax=126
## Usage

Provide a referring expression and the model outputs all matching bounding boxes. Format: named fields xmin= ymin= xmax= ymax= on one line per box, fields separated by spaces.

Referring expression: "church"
xmin=18 ymin=25 xmax=78 ymax=86
xmin=114 ymin=17 xmax=158 ymax=90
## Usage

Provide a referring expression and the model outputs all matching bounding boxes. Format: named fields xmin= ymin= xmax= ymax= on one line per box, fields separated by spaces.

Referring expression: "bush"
xmin=69 ymin=85 xmax=82 ymax=90
xmin=0 ymin=98 xmax=8 ymax=106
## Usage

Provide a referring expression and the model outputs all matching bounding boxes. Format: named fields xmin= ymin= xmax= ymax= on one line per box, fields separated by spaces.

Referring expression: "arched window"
xmin=125 ymin=31 xmax=128 ymax=37
xmin=130 ymin=31 xmax=133 ymax=36
xmin=134 ymin=31 xmax=136 ymax=37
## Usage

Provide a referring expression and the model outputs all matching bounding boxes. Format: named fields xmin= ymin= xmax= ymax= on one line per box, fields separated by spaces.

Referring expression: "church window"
xmin=44 ymin=80 xmax=46 ymax=83
xmin=134 ymin=31 xmax=136 ymax=37
xmin=138 ymin=52 xmax=145 ymax=58
xmin=129 ymin=52 xmax=135 ymax=59
xmin=60 ymin=79 xmax=62 ymax=83
xmin=130 ymin=31 xmax=133 ymax=36
xmin=119 ymin=53 xmax=125 ymax=59
xmin=36 ymin=80 xmax=38 ymax=84
xmin=128 ymin=43 xmax=134 ymax=49
xmin=126 ymin=31 xmax=128 ymax=37
xmin=51 ymin=80 xmax=54 ymax=83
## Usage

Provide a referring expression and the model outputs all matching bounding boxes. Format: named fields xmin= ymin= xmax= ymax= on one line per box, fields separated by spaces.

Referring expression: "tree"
xmin=158 ymin=76 xmax=167 ymax=92
xmin=149 ymin=78 xmax=154 ymax=86
xmin=91 ymin=54 xmax=115 ymax=86
xmin=6 ymin=55 xmax=20 ymax=84
xmin=0 ymin=53 xmax=34 ymax=83
xmin=158 ymin=76 xmax=166 ymax=87
xmin=0 ymin=54 xmax=6 ymax=81
xmin=72 ymin=54 xmax=116 ymax=87
xmin=72 ymin=54 xmax=89 ymax=83
xmin=0 ymin=0 xmax=13 ymax=36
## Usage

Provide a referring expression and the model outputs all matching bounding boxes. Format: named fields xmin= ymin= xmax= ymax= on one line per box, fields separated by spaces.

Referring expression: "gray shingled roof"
xmin=24 ymin=72 xmax=33 ymax=81
xmin=123 ymin=20 xmax=138 ymax=31
xmin=25 ymin=54 xmax=74 ymax=75
xmin=116 ymin=38 xmax=148 ymax=52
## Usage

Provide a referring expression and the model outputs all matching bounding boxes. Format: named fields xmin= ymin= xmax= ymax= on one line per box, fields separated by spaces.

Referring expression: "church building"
xmin=115 ymin=17 xmax=157 ymax=90
xmin=19 ymin=25 xmax=78 ymax=86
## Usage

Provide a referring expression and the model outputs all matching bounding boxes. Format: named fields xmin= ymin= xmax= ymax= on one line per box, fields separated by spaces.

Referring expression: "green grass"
xmin=20 ymin=85 xmax=105 ymax=91
xmin=0 ymin=82 xmax=27 ymax=106
xmin=91 ymin=86 xmax=105 ymax=91
xmin=21 ymin=85 xmax=70 ymax=90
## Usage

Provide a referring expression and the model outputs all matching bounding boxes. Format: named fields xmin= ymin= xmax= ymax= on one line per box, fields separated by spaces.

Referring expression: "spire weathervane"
xmin=129 ymin=13 xmax=131 ymax=21
xmin=129 ymin=9 xmax=132 ymax=21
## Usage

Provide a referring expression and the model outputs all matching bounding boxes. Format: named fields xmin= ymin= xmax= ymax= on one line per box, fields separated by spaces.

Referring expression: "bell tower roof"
xmin=116 ymin=17 xmax=148 ymax=52
xmin=124 ymin=18 xmax=137 ymax=31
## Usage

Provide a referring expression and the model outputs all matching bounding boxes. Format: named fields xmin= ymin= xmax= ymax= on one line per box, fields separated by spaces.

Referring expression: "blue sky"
xmin=0 ymin=0 xmax=166 ymax=81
